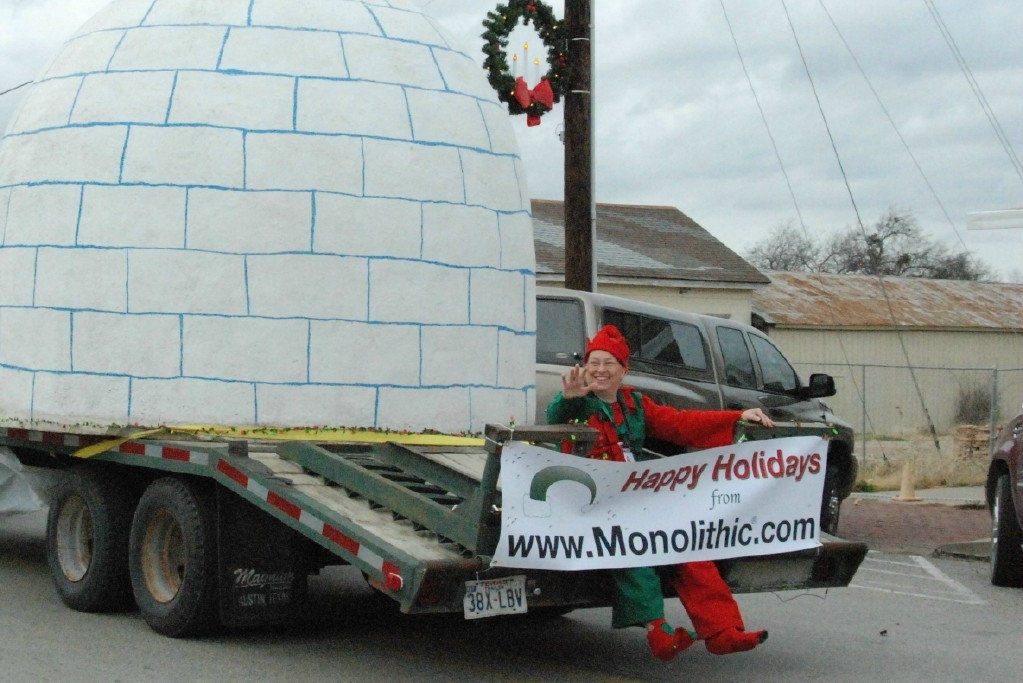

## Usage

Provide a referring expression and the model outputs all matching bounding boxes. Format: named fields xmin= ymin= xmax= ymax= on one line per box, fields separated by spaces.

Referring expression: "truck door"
xmin=714 ymin=325 xmax=765 ymax=412
xmin=715 ymin=325 xmax=824 ymax=424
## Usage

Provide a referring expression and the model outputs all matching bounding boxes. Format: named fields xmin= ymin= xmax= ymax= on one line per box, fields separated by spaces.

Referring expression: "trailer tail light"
xmin=385 ymin=572 xmax=403 ymax=591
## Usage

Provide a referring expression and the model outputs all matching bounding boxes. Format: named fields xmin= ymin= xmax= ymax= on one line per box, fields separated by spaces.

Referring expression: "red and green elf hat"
xmin=584 ymin=325 xmax=630 ymax=367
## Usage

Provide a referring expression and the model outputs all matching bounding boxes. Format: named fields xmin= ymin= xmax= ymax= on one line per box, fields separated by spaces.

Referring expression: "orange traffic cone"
xmin=893 ymin=461 xmax=921 ymax=502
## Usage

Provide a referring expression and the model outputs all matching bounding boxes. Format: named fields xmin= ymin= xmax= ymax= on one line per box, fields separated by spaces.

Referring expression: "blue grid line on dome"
xmin=338 ymin=33 xmax=353 ymax=75
xmin=2 ymin=230 xmax=534 ymax=274
xmin=366 ymin=4 xmax=387 ymax=36
xmin=64 ymin=16 xmax=468 ymax=67
xmin=216 ymin=28 xmax=231 ymax=70
xmin=164 ymin=72 xmax=180 ymax=124
xmin=104 ymin=32 xmax=129 ymax=72
xmin=429 ymin=46 xmax=449 ymax=91
xmin=14 ymin=72 xmax=500 ymax=130
xmin=76 ymin=0 xmax=460 ymax=48
xmin=1 ymin=364 xmax=536 ymax=391
xmin=417 ymin=202 xmax=425 ymax=259
xmin=73 ymin=186 xmax=85 ymax=244
xmin=68 ymin=308 xmax=76 ymax=371
xmin=0 ymin=4 xmax=535 ymax=432
xmin=0 ymin=305 xmax=537 ymax=331
xmin=116 ymin=128 xmax=130 ymax=184
xmin=358 ymin=137 xmax=366 ymax=195
xmin=67 ymin=79 xmax=86 ymax=127
xmin=69 ymin=22 xmax=459 ymax=53
xmin=0 ymin=184 xmax=531 ymax=216
xmin=30 ymin=249 xmax=39 ymax=305
xmin=0 ymin=134 xmax=522 ymax=215
xmin=401 ymin=88 xmax=415 ymax=141
xmin=242 ymin=255 xmax=251 ymax=315
xmin=178 ymin=313 xmax=184 ymax=375
xmin=49 ymin=16 xmax=488 ymax=93
xmin=8 ymin=374 xmax=534 ymax=431
xmin=309 ymin=192 xmax=317 ymax=252
xmin=456 ymin=149 xmax=467 ymax=204
xmin=476 ymin=100 xmax=495 ymax=153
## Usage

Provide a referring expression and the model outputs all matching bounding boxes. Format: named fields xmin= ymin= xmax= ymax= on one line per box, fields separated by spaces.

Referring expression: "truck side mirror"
xmin=800 ymin=373 xmax=836 ymax=399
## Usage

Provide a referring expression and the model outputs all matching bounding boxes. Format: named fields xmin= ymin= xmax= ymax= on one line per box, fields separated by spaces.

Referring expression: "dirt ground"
xmin=855 ymin=433 xmax=989 ymax=490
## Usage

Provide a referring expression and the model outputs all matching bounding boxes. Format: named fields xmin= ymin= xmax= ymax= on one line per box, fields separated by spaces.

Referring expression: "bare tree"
xmin=745 ymin=222 xmax=822 ymax=271
xmin=745 ymin=209 xmax=992 ymax=281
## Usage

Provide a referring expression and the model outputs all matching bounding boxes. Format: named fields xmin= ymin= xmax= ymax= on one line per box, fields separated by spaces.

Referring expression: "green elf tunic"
xmin=547 ymin=387 xmax=743 ymax=630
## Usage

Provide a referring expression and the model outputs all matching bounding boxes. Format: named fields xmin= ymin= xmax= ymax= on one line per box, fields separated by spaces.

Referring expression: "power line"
xmin=922 ymin=0 xmax=1023 ymax=186
xmin=718 ymin=0 xmax=806 ymax=232
xmin=817 ymin=0 xmax=971 ymax=252
xmin=720 ymin=0 xmax=883 ymax=449
xmin=779 ymin=0 xmax=943 ymax=455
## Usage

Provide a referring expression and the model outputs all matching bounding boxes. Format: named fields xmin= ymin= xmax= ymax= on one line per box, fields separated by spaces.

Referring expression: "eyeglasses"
xmin=585 ymin=360 xmax=621 ymax=370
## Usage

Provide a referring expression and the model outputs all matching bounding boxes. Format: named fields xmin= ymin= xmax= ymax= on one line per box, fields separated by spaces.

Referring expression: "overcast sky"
xmin=2 ymin=0 xmax=1021 ymax=281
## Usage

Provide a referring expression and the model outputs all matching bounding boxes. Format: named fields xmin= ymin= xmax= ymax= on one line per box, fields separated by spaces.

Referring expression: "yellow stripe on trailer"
xmin=72 ymin=425 xmax=485 ymax=459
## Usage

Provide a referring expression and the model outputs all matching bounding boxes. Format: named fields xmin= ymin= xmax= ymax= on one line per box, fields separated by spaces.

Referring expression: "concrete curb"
xmin=849 ymin=485 xmax=986 ymax=507
xmin=934 ymin=539 xmax=990 ymax=562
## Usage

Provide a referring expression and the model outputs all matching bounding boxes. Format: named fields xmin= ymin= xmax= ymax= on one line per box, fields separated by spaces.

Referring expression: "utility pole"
xmin=563 ymin=0 xmax=594 ymax=292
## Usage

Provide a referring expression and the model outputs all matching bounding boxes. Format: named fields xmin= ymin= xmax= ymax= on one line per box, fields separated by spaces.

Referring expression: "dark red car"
xmin=988 ymin=406 xmax=1023 ymax=587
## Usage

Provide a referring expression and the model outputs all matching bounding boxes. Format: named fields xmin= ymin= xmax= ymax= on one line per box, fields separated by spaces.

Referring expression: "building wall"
xmin=768 ymin=327 xmax=1023 ymax=436
xmin=598 ymin=284 xmax=754 ymax=323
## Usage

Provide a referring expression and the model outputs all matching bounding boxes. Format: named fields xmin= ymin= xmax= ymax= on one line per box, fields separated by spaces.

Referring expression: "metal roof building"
xmin=752 ymin=271 xmax=1023 ymax=436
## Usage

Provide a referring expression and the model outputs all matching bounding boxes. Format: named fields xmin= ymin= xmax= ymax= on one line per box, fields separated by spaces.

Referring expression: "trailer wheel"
xmin=129 ymin=477 xmax=219 ymax=637
xmin=990 ymin=473 xmax=1023 ymax=587
xmin=46 ymin=467 xmax=135 ymax=612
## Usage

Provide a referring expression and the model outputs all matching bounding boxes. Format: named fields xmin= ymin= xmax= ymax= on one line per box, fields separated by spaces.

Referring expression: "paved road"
xmin=2 ymin=508 xmax=1020 ymax=682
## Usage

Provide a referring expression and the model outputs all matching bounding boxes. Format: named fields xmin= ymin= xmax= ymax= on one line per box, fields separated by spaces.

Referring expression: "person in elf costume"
xmin=546 ymin=324 xmax=774 ymax=661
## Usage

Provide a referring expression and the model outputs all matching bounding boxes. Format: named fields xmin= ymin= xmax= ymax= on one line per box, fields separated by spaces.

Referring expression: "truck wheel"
xmin=819 ymin=463 xmax=842 ymax=535
xmin=129 ymin=477 xmax=219 ymax=637
xmin=990 ymin=473 xmax=1023 ymax=587
xmin=46 ymin=467 xmax=135 ymax=612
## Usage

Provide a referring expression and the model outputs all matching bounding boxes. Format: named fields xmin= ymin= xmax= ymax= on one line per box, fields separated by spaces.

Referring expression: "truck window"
xmin=602 ymin=310 xmax=710 ymax=378
xmin=537 ymin=298 xmax=585 ymax=365
xmin=717 ymin=327 xmax=757 ymax=389
xmin=749 ymin=334 xmax=799 ymax=393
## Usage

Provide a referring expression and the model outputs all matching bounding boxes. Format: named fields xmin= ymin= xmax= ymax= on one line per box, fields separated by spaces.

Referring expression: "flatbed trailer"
xmin=0 ymin=422 xmax=866 ymax=637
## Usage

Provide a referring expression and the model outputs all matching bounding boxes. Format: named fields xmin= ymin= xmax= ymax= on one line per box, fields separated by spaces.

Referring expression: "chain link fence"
xmin=794 ymin=362 xmax=1023 ymax=463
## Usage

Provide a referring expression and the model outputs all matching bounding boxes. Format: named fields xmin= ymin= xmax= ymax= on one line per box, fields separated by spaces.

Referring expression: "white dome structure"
xmin=0 ymin=0 xmax=536 ymax=434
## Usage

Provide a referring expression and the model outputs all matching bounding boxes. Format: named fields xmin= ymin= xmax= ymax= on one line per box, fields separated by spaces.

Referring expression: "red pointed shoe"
xmin=705 ymin=626 xmax=768 ymax=655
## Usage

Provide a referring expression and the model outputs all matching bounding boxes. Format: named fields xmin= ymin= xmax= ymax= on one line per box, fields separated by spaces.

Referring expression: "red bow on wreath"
xmin=514 ymin=76 xmax=555 ymax=127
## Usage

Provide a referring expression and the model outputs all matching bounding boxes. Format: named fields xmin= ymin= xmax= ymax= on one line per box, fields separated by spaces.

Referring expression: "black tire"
xmin=129 ymin=477 xmax=219 ymax=637
xmin=45 ymin=466 xmax=135 ymax=612
xmin=990 ymin=473 xmax=1023 ymax=587
xmin=819 ymin=462 xmax=842 ymax=535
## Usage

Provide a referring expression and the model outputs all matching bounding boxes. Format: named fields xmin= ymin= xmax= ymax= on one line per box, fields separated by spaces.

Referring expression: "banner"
xmin=492 ymin=436 xmax=827 ymax=570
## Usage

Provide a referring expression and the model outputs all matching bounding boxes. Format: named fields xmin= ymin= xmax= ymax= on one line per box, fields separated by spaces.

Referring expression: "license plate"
xmin=463 ymin=575 xmax=527 ymax=619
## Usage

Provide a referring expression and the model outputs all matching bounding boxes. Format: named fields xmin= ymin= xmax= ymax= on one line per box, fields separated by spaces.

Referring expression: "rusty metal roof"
xmin=531 ymin=199 xmax=769 ymax=286
xmin=752 ymin=271 xmax=1023 ymax=331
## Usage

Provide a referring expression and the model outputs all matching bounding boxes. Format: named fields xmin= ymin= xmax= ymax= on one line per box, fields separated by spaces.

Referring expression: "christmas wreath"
xmin=481 ymin=0 xmax=567 ymax=126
